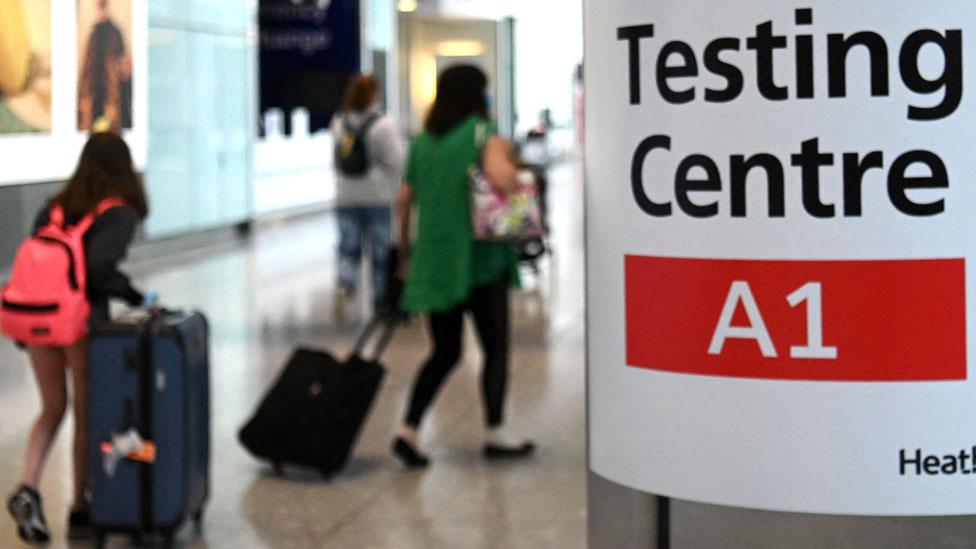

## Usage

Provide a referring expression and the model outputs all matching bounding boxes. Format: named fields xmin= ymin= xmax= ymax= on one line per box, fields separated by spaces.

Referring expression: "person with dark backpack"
xmin=0 ymin=132 xmax=150 ymax=544
xmin=335 ymin=111 xmax=379 ymax=177
xmin=330 ymin=75 xmax=404 ymax=319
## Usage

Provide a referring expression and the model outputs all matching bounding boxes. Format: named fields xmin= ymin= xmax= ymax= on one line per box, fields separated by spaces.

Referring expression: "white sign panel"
xmin=586 ymin=0 xmax=976 ymax=515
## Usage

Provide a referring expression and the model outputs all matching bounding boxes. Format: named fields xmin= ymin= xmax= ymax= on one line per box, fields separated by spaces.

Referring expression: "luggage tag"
xmin=100 ymin=428 xmax=157 ymax=477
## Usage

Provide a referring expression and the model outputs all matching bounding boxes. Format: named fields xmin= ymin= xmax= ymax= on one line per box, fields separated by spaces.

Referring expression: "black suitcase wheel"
xmin=272 ymin=460 xmax=285 ymax=476
xmin=94 ymin=529 xmax=107 ymax=549
xmin=194 ymin=509 xmax=205 ymax=534
xmin=162 ymin=530 xmax=176 ymax=549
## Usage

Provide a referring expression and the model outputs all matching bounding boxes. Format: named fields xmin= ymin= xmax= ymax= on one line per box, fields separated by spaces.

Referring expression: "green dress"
xmin=401 ymin=115 xmax=519 ymax=313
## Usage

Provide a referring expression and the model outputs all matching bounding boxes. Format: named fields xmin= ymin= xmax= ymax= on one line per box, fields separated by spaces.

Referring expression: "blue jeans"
xmin=338 ymin=206 xmax=392 ymax=309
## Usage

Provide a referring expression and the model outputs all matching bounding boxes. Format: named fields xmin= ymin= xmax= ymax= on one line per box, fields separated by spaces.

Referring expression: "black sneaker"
xmin=67 ymin=508 xmax=92 ymax=540
xmin=7 ymin=485 xmax=50 ymax=544
xmin=483 ymin=441 xmax=536 ymax=460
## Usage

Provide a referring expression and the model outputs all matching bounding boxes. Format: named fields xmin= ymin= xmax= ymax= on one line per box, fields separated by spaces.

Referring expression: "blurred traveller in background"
xmin=6 ymin=133 xmax=150 ymax=543
xmin=392 ymin=65 xmax=534 ymax=468
xmin=331 ymin=74 xmax=404 ymax=318
xmin=78 ymin=0 xmax=132 ymax=132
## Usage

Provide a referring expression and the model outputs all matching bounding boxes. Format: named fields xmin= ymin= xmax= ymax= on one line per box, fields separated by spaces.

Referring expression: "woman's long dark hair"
xmin=50 ymin=132 xmax=149 ymax=220
xmin=424 ymin=65 xmax=489 ymax=136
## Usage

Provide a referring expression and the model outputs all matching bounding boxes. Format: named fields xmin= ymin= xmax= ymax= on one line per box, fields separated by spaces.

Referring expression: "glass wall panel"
xmin=145 ymin=0 xmax=256 ymax=239
xmin=149 ymin=0 xmax=189 ymax=21
xmin=216 ymin=35 xmax=252 ymax=224
xmin=188 ymin=32 xmax=221 ymax=229
xmin=145 ymin=28 xmax=193 ymax=237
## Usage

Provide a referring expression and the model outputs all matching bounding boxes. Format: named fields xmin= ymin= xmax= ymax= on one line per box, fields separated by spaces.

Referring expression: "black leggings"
xmin=405 ymin=276 xmax=510 ymax=428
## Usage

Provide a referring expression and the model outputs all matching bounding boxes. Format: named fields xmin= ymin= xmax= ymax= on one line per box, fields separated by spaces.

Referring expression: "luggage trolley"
xmin=517 ymin=129 xmax=552 ymax=271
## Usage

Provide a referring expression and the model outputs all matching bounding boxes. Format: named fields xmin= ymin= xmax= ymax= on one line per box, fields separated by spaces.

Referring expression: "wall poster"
xmin=0 ymin=0 xmax=146 ymax=187
xmin=0 ymin=0 xmax=52 ymax=134
xmin=77 ymin=0 xmax=133 ymax=132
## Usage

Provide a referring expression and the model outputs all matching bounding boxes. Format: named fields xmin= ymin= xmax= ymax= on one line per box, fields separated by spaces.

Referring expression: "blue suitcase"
xmin=87 ymin=310 xmax=210 ymax=548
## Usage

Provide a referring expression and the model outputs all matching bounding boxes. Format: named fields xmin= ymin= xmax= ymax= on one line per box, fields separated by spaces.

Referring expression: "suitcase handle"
xmin=350 ymin=312 xmax=398 ymax=363
xmin=135 ymin=312 xmax=162 ymax=533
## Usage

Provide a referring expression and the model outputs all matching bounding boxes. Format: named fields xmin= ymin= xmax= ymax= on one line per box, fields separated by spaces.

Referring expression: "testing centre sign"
xmin=585 ymin=1 xmax=976 ymax=515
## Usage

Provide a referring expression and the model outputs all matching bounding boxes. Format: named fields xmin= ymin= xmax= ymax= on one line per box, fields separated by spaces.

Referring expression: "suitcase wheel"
xmin=194 ymin=510 xmax=205 ymax=534
xmin=162 ymin=530 xmax=176 ymax=549
xmin=272 ymin=461 xmax=285 ymax=476
xmin=94 ymin=530 xmax=107 ymax=549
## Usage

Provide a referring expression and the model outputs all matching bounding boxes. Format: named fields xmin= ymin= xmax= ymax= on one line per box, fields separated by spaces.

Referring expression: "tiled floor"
xmin=0 ymin=161 xmax=587 ymax=548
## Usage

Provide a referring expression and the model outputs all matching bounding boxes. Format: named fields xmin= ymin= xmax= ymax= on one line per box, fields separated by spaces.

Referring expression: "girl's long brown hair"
xmin=50 ymin=132 xmax=149 ymax=220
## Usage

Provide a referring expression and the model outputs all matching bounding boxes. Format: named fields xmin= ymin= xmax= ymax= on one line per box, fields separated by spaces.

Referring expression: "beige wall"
xmin=405 ymin=16 xmax=497 ymax=131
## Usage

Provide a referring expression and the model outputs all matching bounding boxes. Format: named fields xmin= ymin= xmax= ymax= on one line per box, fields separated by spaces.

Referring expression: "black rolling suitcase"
xmin=239 ymin=313 xmax=397 ymax=477
xmin=87 ymin=310 xmax=210 ymax=548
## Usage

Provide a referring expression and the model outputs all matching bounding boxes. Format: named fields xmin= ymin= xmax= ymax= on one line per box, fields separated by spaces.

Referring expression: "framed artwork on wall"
xmin=0 ymin=0 xmax=52 ymax=134
xmin=77 ymin=0 xmax=132 ymax=132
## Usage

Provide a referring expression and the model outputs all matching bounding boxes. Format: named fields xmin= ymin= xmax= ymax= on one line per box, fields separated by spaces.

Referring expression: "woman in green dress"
xmin=393 ymin=65 xmax=535 ymax=467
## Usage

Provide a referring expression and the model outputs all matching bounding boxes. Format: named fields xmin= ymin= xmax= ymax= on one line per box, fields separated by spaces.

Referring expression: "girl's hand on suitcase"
xmin=142 ymin=291 xmax=159 ymax=308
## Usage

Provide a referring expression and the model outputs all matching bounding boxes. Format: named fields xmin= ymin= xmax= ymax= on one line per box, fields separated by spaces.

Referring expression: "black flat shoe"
xmin=392 ymin=437 xmax=430 ymax=468
xmin=483 ymin=441 xmax=536 ymax=460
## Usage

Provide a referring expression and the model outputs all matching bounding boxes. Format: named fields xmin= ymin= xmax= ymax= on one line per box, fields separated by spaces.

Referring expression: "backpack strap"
xmin=359 ymin=113 xmax=381 ymax=136
xmin=341 ymin=113 xmax=356 ymax=135
xmin=49 ymin=205 xmax=66 ymax=228
xmin=96 ymin=197 xmax=127 ymax=215
xmin=344 ymin=112 xmax=381 ymax=137
xmin=71 ymin=198 xmax=128 ymax=235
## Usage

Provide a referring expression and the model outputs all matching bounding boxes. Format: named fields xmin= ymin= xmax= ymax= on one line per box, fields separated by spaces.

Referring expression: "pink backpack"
xmin=1 ymin=198 xmax=125 ymax=346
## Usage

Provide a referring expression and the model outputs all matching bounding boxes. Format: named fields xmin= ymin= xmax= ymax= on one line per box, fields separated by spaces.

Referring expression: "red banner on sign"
xmin=625 ymin=256 xmax=967 ymax=381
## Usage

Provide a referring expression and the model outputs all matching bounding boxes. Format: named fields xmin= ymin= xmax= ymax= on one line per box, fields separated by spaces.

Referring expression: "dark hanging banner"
xmin=259 ymin=0 xmax=361 ymax=134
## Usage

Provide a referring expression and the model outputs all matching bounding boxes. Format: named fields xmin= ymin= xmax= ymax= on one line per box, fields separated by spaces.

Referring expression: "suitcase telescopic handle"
xmin=350 ymin=312 xmax=398 ymax=363
xmin=135 ymin=311 xmax=163 ymax=533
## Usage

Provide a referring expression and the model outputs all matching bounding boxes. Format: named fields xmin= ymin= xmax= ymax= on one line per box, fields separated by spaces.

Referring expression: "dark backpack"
xmin=335 ymin=113 xmax=381 ymax=177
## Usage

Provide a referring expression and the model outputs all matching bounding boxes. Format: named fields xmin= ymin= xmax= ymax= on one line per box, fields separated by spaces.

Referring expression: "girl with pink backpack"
xmin=0 ymin=133 xmax=150 ymax=543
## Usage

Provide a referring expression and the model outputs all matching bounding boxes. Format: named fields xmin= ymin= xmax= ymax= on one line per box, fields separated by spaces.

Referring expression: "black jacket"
xmin=33 ymin=204 xmax=143 ymax=323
